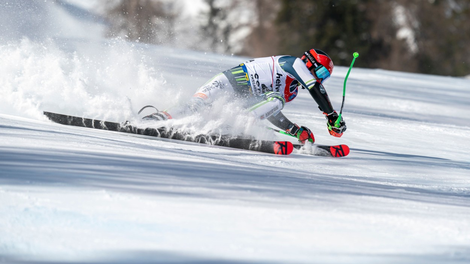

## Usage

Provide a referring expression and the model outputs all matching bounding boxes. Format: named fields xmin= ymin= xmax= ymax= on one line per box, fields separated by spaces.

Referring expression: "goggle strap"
xmin=304 ymin=51 xmax=320 ymax=69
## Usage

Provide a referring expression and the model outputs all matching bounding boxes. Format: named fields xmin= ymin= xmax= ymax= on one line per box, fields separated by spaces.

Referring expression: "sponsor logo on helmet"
xmin=304 ymin=51 xmax=319 ymax=68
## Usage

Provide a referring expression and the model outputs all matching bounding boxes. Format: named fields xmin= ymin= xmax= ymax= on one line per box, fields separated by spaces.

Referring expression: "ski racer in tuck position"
xmin=143 ymin=48 xmax=347 ymax=144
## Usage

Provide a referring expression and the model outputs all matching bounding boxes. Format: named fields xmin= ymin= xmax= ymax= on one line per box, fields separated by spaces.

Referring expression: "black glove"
xmin=325 ymin=111 xmax=346 ymax=137
xmin=286 ymin=124 xmax=315 ymax=144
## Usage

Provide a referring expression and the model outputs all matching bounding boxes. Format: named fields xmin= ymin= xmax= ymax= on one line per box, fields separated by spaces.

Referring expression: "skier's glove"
xmin=325 ymin=111 xmax=347 ymax=137
xmin=286 ymin=124 xmax=315 ymax=144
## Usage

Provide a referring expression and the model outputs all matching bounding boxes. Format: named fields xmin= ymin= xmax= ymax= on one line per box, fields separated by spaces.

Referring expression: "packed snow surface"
xmin=1 ymin=1 xmax=470 ymax=263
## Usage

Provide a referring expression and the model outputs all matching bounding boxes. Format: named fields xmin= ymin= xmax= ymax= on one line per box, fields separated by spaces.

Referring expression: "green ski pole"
xmin=335 ymin=52 xmax=359 ymax=128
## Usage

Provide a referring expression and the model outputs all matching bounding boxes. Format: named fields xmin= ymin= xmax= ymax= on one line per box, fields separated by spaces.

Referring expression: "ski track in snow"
xmin=1 ymin=1 xmax=470 ymax=264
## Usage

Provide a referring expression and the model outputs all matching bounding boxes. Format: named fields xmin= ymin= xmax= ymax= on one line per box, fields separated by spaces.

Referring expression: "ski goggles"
xmin=313 ymin=65 xmax=331 ymax=83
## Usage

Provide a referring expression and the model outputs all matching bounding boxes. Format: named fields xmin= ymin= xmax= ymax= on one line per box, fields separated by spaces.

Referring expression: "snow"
xmin=1 ymin=1 xmax=470 ymax=263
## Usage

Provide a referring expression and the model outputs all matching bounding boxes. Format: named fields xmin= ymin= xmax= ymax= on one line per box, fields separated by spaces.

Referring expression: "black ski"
xmin=43 ymin=111 xmax=294 ymax=155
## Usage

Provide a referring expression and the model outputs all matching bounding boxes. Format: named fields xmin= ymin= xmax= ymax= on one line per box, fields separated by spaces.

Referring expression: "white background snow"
xmin=1 ymin=1 xmax=470 ymax=263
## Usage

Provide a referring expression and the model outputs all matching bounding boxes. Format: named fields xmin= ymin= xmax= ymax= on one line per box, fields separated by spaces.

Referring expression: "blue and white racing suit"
xmin=167 ymin=55 xmax=335 ymax=130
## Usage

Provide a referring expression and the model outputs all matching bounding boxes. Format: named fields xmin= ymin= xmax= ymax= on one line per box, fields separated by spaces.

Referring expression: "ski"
xmin=43 ymin=111 xmax=293 ymax=155
xmin=266 ymin=127 xmax=350 ymax=157
xmin=293 ymin=144 xmax=350 ymax=158
xmin=44 ymin=111 xmax=348 ymax=157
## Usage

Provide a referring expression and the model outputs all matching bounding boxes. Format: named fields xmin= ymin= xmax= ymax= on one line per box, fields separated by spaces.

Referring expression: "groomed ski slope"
xmin=1 ymin=1 xmax=470 ymax=263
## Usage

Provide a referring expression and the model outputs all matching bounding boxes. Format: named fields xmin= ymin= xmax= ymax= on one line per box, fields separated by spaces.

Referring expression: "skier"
xmin=142 ymin=49 xmax=347 ymax=144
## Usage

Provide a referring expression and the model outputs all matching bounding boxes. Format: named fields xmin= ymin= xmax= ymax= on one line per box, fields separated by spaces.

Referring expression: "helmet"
xmin=301 ymin=49 xmax=334 ymax=83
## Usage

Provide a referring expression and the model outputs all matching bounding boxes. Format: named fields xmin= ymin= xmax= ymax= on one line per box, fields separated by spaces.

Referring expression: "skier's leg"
xmin=166 ymin=64 xmax=253 ymax=119
xmin=147 ymin=73 xmax=235 ymax=120
xmin=247 ymin=92 xmax=286 ymax=120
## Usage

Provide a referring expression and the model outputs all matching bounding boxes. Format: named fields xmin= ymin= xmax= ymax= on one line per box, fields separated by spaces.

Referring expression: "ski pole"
xmin=335 ymin=52 xmax=359 ymax=127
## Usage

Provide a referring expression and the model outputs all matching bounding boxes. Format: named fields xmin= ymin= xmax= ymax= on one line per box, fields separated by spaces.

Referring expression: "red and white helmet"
xmin=301 ymin=49 xmax=334 ymax=83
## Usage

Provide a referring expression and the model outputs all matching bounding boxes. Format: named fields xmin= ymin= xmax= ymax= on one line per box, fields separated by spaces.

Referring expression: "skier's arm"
xmin=276 ymin=56 xmax=346 ymax=138
xmin=279 ymin=56 xmax=335 ymax=114
xmin=308 ymin=82 xmax=334 ymax=114
xmin=268 ymin=111 xmax=315 ymax=144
